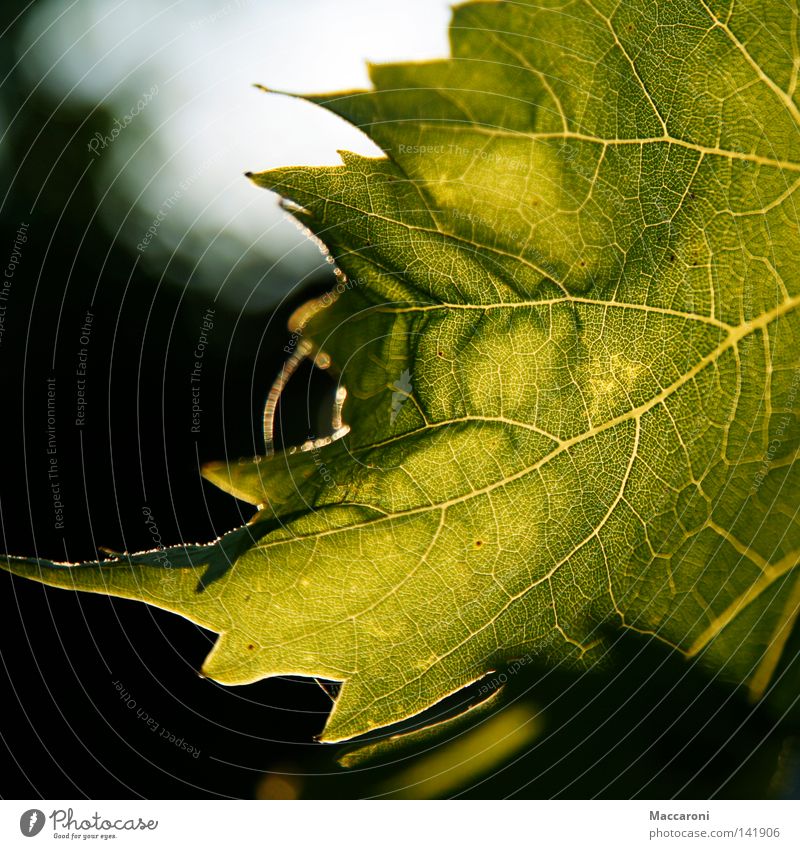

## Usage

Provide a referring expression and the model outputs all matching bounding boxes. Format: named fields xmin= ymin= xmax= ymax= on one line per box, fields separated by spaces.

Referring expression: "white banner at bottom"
xmin=1 ymin=799 xmax=796 ymax=848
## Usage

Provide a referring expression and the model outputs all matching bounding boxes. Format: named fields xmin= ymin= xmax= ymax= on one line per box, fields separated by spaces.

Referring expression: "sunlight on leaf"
xmin=4 ymin=0 xmax=800 ymax=743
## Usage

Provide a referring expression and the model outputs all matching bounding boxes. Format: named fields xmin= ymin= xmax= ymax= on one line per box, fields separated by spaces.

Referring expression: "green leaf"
xmin=5 ymin=0 xmax=800 ymax=742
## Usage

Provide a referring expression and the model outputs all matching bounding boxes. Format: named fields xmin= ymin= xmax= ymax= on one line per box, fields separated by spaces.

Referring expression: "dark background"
xmin=1 ymin=0 xmax=799 ymax=800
